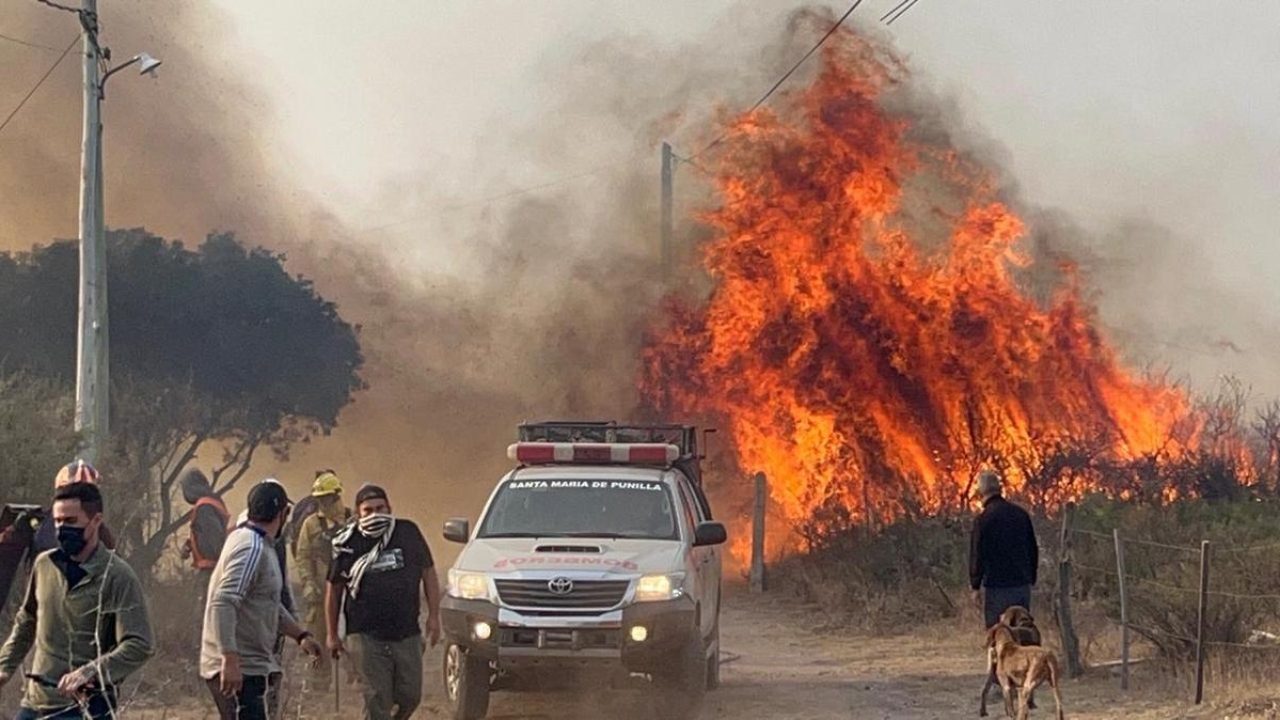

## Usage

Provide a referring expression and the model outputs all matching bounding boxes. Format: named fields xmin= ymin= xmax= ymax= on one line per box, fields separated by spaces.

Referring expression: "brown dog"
xmin=980 ymin=606 xmax=1042 ymax=717
xmin=999 ymin=606 xmax=1043 ymax=646
xmin=985 ymin=623 xmax=1064 ymax=720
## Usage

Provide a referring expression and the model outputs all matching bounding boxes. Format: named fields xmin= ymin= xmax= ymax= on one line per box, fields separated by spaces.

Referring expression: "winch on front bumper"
xmin=442 ymin=593 xmax=699 ymax=675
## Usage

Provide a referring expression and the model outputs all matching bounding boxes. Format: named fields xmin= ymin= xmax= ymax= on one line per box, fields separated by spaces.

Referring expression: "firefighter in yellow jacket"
xmin=294 ymin=471 xmax=352 ymax=690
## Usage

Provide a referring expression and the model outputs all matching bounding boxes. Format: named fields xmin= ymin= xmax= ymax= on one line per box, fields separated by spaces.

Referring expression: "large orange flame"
xmin=641 ymin=26 xmax=1198 ymax=543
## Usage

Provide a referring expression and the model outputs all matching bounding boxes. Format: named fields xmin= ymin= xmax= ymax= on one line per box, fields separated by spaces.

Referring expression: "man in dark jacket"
xmin=969 ymin=470 xmax=1039 ymax=629
xmin=180 ymin=469 xmax=230 ymax=584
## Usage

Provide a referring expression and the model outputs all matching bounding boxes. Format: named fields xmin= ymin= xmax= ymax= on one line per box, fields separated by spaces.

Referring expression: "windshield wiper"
xmin=479 ymin=532 xmax=543 ymax=539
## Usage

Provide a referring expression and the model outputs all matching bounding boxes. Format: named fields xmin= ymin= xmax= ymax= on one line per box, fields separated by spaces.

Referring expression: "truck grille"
xmin=494 ymin=579 xmax=630 ymax=608
xmin=501 ymin=628 xmax=620 ymax=650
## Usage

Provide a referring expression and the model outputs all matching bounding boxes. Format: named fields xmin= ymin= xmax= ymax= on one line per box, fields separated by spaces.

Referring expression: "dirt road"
xmin=106 ymin=587 xmax=1265 ymax=719
xmin=410 ymin=588 xmax=1237 ymax=720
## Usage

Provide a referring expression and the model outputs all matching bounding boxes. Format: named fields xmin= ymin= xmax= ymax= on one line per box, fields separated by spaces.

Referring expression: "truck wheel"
xmin=706 ymin=620 xmax=721 ymax=690
xmin=655 ymin=636 xmax=706 ymax=719
xmin=443 ymin=643 xmax=490 ymax=720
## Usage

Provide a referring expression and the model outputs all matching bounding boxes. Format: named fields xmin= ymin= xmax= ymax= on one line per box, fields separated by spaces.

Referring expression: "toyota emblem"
xmin=547 ymin=577 xmax=574 ymax=595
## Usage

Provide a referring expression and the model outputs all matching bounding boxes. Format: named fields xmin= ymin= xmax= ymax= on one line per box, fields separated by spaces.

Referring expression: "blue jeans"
xmin=16 ymin=693 xmax=114 ymax=720
xmin=983 ymin=584 xmax=1032 ymax=629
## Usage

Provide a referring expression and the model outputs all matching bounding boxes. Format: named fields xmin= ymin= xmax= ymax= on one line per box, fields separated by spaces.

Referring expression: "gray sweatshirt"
xmin=200 ymin=524 xmax=296 ymax=678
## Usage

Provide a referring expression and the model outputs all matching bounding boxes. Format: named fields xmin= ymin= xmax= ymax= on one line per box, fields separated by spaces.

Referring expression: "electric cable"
xmin=0 ymin=34 xmax=79 ymax=139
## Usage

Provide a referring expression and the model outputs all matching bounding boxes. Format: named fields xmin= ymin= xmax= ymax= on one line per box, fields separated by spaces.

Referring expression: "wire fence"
xmin=1057 ymin=504 xmax=1280 ymax=705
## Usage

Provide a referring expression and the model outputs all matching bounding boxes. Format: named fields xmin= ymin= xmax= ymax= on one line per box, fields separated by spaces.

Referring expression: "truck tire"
xmin=655 ymin=635 xmax=706 ymax=719
xmin=444 ymin=643 xmax=490 ymax=720
xmin=706 ymin=619 xmax=721 ymax=690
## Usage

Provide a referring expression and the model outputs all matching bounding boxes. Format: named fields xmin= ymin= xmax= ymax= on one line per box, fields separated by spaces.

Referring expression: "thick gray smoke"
xmin=2 ymin=1 xmax=1275 ymax=543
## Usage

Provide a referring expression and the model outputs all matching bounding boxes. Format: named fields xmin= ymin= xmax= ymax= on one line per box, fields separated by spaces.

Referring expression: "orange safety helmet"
xmin=54 ymin=459 xmax=101 ymax=488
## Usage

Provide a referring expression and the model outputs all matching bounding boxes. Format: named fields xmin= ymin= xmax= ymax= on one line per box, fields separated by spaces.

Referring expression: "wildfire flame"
xmin=641 ymin=24 xmax=1200 ymax=546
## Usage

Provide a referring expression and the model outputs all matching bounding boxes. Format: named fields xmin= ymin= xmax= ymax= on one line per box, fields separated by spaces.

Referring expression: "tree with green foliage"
xmin=0 ymin=374 xmax=80 ymax=503
xmin=0 ymin=228 xmax=365 ymax=577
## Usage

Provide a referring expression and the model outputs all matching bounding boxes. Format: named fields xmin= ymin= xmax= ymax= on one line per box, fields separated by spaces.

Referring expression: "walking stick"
xmin=333 ymin=655 xmax=341 ymax=716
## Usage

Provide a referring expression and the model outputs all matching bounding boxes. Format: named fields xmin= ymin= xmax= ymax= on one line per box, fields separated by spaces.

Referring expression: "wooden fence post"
xmin=750 ymin=472 xmax=767 ymax=594
xmin=1194 ymin=540 xmax=1211 ymax=704
xmin=1057 ymin=502 xmax=1084 ymax=677
xmin=1113 ymin=529 xmax=1129 ymax=690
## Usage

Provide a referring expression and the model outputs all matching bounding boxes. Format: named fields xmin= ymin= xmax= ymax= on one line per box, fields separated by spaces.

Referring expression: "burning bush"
xmin=641 ymin=18 xmax=1206 ymax=546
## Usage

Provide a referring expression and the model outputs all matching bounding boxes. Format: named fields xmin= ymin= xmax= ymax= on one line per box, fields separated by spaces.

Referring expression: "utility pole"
xmin=36 ymin=0 xmax=161 ymax=462
xmin=660 ymin=142 xmax=674 ymax=278
xmin=76 ymin=0 xmax=108 ymax=463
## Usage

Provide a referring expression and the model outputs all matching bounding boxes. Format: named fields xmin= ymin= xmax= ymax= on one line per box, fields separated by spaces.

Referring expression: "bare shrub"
xmin=1073 ymin=494 xmax=1280 ymax=662
xmin=777 ymin=503 xmax=970 ymax=631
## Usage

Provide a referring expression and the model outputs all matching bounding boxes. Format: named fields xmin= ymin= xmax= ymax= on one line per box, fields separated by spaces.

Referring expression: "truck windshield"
xmin=478 ymin=478 xmax=679 ymax=541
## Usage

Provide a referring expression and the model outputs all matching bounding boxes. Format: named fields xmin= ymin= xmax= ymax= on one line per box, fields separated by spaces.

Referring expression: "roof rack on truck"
xmin=516 ymin=420 xmax=707 ymax=489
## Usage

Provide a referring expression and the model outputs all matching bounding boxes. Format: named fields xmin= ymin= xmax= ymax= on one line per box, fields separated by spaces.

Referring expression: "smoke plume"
xmin=1 ymin=2 xmax=1275 ymax=548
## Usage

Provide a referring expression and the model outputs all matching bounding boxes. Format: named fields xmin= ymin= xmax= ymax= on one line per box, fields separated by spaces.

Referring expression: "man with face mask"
xmin=29 ymin=460 xmax=117 ymax=555
xmin=0 ymin=482 xmax=155 ymax=720
xmin=202 ymin=479 xmax=323 ymax=720
xmin=294 ymin=470 xmax=352 ymax=690
xmin=326 ymin=484 xmax=441 ymax=720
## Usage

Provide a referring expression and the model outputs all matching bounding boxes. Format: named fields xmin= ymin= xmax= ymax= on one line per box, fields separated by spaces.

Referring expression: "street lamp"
xmin=41 ymin=0 xmax=162 ymax=462
xmin=101 ymin=53 xmax=164 ymax=92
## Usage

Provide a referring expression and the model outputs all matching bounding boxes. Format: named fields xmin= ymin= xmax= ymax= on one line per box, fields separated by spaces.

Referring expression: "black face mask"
xmin=57 ymin=525 xmax=89 ymax=557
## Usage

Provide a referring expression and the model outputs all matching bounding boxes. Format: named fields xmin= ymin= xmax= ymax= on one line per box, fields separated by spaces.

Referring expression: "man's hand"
xmin=56 ymin=665 xmax=96 ymax=698
xmin=300 ymin=635 xmax=324 ymax=660
xmin=327 ymin=635 xmax=346 ymax=660
xmin=426 ymin=615 xmax=441 ymax=648
xmin=219 ymin=653 xmax=243 ymax=697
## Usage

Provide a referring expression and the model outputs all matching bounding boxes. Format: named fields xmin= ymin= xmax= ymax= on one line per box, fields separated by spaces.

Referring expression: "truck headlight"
xmin=448 ymin=570 xmax=491 ymax=601
xmin=635 ymin=573 xmax=685 ymax=602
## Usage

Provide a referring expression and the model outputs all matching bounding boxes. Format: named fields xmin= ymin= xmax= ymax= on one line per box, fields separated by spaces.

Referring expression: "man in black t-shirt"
xmin=326 ymin=485 xmax=441 ymax=720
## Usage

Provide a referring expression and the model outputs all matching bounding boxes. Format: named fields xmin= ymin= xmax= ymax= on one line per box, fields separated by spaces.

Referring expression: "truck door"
xmin=677 ymin=476 xmax=718 ymax=640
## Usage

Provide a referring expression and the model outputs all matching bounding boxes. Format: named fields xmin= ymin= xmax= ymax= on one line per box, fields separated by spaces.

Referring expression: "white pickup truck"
xmin=440 ymin=422 xmax=726 ymax=720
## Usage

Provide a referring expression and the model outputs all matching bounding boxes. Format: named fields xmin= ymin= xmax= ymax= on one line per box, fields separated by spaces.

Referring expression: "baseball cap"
xmin=247 ymin=478 xmax=291 ymax=521
xmin=354 ymin=484 xmax=388 ymax=507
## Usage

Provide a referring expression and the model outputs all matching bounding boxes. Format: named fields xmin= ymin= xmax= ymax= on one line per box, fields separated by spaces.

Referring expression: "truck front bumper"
xmin=442 ymin=595 xmax=698 ymax=674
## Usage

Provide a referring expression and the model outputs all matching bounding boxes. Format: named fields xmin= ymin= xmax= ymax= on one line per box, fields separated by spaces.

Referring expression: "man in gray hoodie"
xmin=201 ymin=479 xmax=322 ymax=720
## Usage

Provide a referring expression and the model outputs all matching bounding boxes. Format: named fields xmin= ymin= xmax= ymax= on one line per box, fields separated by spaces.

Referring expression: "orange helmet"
xmin=55 ymin=459 xmax=101 ymax=487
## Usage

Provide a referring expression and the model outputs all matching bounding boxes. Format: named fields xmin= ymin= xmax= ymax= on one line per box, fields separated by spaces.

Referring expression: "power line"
xmin=0 ymin=32 xmax=59 ymax=51
xmin=34 ymin=0 xmax=82 ymax=13
xmin=686 ymin=0 xmax=865 ymax=161
xmin=360 ymin=0 xmax=867 ymax=233
xmin=0 ymin=34 xmax=79 ymax=139
xmin=880 ymin=0 xmax=910 ymax=22
xmin=884 ymin=0 xmax=923 ymax=26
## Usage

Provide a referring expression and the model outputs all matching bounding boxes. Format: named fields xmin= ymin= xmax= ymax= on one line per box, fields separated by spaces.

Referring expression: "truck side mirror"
xmin=443 ymin=518 xmax=471 ymax=544
xmin=698 ymin=428 xmax=718 ymax=460
xmin=693 ymin=521 xmax=727 ymax=547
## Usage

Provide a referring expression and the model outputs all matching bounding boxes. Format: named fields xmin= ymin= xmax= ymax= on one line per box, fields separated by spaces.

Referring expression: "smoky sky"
xmin=3 ymin=1 xmax=1279 ymax=540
